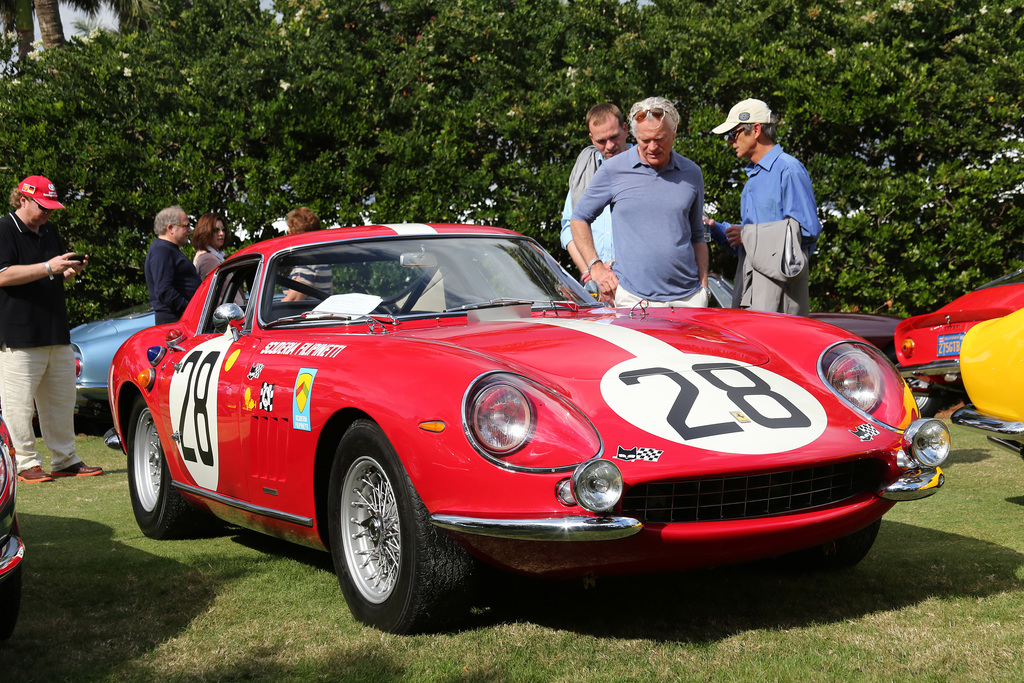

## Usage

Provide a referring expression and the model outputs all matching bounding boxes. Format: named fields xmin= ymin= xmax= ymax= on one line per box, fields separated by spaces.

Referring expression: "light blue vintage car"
xmin=70 ymin=305 xmax=155 ymax=424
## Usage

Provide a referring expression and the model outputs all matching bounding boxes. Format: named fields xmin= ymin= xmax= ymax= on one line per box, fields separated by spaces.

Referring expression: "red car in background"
xmin=895 ymin=268 xmax=1024 ymax=416
xmin=0 ymin=416 xmax=23 ymax=641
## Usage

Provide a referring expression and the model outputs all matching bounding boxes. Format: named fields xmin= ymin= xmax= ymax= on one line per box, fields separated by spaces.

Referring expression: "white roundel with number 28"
xmin=601 ymin=354 xmax=827 ymax=454
xmin=537 ymin=319 xmax=828 ymax=455
xmin=168 ymin=335 xmax=234 ymax=490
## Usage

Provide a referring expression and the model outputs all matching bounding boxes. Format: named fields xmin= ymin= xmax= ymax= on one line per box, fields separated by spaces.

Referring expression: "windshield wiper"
xmin=263 ymin=312 xmax=367 ymax=329
xmin=445 ymin=298 xmax=537 ymax=312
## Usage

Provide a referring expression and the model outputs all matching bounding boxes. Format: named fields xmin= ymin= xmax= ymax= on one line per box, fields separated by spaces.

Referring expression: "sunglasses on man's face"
xmin=724 ymin=126 xmax=748 ymax=142
xmin=633 ymin=108 xmax=665 ymax=124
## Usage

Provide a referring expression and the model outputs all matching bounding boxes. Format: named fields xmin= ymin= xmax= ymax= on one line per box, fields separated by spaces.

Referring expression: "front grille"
xmin=621 ymin=460 xmax=880 ymax=523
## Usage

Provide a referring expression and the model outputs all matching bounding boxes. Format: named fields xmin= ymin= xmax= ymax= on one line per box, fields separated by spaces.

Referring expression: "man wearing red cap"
xmin=0 ymin=175 xmax=104 ymax=482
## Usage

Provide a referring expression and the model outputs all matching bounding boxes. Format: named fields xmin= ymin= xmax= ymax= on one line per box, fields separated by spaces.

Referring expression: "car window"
xmin=198 ymin=259 xmax=261 ymax=334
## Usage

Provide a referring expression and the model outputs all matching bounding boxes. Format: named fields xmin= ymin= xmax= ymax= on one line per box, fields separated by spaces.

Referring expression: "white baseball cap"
xmin=711 ymin=99 xmax=774 ymax=134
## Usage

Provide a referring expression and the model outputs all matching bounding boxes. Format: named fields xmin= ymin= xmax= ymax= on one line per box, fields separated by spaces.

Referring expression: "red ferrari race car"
xmin=895 ymin=268 xmax=1024 ymax=416
xmin=107 ymin=224 xmax=949 ymax=633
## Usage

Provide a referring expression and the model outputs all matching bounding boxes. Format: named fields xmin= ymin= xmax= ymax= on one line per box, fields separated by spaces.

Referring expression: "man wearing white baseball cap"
xmin=704 ymin=99 xmax=821 ymax=314
xmin=0 ymin=175 xmax=103 ymax=482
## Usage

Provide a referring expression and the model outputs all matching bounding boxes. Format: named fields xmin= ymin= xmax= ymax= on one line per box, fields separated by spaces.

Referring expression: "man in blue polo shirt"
xmin=704 ymin=98 xmax=821 ymax=315
xmin=570 ymin=96 xmax=708 ymax=308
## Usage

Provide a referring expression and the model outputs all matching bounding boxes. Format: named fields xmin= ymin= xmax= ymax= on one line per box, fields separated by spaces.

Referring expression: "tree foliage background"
xmin=1 ymin=0 xmax=1021 ymax=325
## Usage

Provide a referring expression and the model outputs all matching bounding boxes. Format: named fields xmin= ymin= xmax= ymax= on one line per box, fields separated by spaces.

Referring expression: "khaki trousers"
xmin=0 ymin=344 xmax=80 ymax=473
xmin=614 ymin=285 xmax=709 ymax=309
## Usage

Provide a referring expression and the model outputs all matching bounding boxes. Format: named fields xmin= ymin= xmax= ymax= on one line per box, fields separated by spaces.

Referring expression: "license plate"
xmin=937 ymin=333 xmax=964 ymax=357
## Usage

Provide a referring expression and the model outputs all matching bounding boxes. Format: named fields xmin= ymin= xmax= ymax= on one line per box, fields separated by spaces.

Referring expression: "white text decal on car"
xmin=168 ymin=336 xmax=234 ymax=490
xmin=537 ymin=319 xmax=827 ymax=455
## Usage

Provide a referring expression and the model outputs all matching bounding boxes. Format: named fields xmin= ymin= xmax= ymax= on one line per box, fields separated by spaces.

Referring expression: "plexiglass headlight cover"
xmin=820 ymin=341 xmax=910 ymax=429
xmin=463 ymin=372 xmax=602 ymax=472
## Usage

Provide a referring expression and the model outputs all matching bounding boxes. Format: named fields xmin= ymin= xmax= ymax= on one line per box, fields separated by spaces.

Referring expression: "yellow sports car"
xmin=951 ymin=308 xmax=1024 ymax=457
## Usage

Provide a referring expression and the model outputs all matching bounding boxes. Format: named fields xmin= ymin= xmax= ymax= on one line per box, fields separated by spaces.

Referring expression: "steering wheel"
xmin=374 ymin=270 xmax=435 ymax=315
xmin=279 ymin=276 xmax=330 ymax=301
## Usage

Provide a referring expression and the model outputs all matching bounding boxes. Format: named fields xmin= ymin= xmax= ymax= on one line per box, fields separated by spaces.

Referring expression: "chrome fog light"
xmin=570 ymin=459 xmax=623 ymax=514
xmin=555 ymin=478 xmax=575 ymax=506
xmin=904 ymin=418 xmax=951 ymax=467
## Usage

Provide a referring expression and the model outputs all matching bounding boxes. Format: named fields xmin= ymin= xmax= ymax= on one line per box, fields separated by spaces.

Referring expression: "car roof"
xmin=228 ymin=223 xmax=521 ymax=260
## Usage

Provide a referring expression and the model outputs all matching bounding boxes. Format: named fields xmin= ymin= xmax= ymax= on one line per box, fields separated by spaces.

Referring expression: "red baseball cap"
xmin=18 ymin=175 xmax=65 ymax=210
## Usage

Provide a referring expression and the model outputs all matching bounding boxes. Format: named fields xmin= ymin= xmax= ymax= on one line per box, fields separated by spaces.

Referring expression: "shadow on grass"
xmin=943 ymin=448 xmax=995 ymax=466
xmin=463 ymin=519 xmax=1024 ymax=641
xmin=0 ymin=513 xmax=228 ymax=681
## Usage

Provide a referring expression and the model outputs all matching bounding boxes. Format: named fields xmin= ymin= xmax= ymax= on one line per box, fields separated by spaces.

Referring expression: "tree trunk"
xmin=35 ymin=0 xmax=67 ymax=51
xmin=14 ymin=0 xmax=33 ymax=60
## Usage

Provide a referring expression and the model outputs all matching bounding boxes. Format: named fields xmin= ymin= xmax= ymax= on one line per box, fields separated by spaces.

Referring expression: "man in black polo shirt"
xmin=0 ymin=175 xmax=104 ymax=483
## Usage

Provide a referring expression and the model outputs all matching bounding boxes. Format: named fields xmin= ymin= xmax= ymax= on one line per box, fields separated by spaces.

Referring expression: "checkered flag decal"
xmin=615 ymin=446 xmax=664 ymax=462
xmin=259 ymin=382 xmax=275 ymax=412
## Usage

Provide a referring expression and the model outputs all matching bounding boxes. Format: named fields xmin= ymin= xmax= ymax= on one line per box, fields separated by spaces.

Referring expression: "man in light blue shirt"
xmin=559 ymin=103 xmax=630 ymax=279
xmin=705 ymin=98 xmax=821 ymax=313
xmin=570 ymin=97 xmax=708 ymax=307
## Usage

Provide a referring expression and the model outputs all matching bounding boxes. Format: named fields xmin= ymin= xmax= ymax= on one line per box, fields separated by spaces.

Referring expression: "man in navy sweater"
xmin=145 ymin=205 xmax=201 ymax=325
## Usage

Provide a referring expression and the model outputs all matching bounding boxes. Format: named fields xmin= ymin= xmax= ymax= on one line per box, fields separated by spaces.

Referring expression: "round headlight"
xmin=825 ymin=345 xmax=885 ymax=413
xmin=469 ymin=382 xmax=533 ymax=455
xmin=903 ymin=418 xmax=950 ymax=467
xmin=571 ymin=459 xmax=623 ymax=514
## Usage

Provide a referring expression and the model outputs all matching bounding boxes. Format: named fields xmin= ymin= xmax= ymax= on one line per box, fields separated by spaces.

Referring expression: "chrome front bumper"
xmin=952 ymin=405 xmax=1024 ymax=456
xmin=431 ymin=514 xmax=643 ymax=541
xmin=0 ymin=534 xmax=24 ymax=579
xmin=878 ymin=467 xmax=944 ymax=501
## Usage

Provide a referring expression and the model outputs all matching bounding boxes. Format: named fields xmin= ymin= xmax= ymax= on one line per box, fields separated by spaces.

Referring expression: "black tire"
xmin=126 ymin=397 xmax=200 ymax=539
xmin=328 ymin=419 xmax=477 ymax=634
xmin=783 ymin=519 xmax=882 ymax=571
xmin=0 ymin=562 xmax=21 ymax=640
xmin=914 ymin=391 xmax=943 ymax=418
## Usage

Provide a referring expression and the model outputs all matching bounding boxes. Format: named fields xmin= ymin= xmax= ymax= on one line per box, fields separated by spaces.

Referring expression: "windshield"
xmin=978 ymin=267 xmax=1024 ymax=290
xmin=259 ymin=235 xmax=595 ymax=326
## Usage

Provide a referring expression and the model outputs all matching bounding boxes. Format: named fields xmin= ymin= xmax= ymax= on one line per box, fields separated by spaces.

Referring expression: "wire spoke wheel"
xmin=328 ymin=419 xmax=478 ymax=633
xmin=341 ymin=456 xmax=401 ymax=604
xmin=131 ymin=407 xmax=162 ymax=513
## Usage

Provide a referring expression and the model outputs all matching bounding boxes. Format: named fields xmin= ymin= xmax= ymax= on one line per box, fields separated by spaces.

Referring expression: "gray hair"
xmin=154 ymin=205 xmax=185 ymax=236
xmin=628 ymin=96 xmax=680 ymax=137
xmin=737 ymin=117 xmax=780 ymax=144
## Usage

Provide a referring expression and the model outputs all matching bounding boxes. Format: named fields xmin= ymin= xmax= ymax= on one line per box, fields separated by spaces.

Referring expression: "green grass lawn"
xmin=4 ymin=424 xmax=1024 ymax=682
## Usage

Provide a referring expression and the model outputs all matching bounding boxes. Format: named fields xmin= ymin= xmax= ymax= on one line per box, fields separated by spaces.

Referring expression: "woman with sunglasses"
xmin=191 ymin=213 xmax=228 ymax=281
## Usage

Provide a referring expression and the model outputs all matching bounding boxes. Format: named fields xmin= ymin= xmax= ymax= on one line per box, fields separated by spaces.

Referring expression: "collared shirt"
xmin=571 ymin=146 xmax=705 ymax=301
xmin=559 ymin=144 xmax=635 ymax=264
xmin=710 ymin=144 xmax=821 ymax=254
xmin=0 ymin=213 xmax=71 ymax=347
xmin=560 ymin=192 xmax=614 ymax=263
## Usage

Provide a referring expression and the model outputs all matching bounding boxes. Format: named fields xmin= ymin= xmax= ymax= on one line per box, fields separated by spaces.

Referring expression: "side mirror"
xmin=213 ymin=303 xmax=245 ymax=340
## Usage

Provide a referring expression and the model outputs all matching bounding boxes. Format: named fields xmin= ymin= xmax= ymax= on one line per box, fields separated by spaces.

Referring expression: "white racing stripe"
xmin=378 ymin=224 xmax=438 ymax=235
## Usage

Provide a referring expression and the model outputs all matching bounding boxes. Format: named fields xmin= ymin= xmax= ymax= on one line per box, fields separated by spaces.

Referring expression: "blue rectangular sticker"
xmin=936 ymin=333 xmax=964 ymax=358
xmin=292 ymin=368 xmax=318 ymax=431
